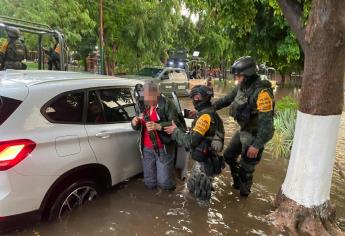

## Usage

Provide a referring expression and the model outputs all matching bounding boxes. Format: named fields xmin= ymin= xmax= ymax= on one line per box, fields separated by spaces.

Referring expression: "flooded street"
xmin=11 ymin=82 xmax=345 ymax=236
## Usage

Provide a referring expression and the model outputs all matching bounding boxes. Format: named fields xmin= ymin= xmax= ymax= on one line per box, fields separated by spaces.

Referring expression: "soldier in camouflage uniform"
xmin=165 ymin=85 xmax=225 ymax=201
xmin=0 ymin=27 xmax=26 ymax=70
xmin=43 ymin=34 xmax=63 ymax=70
xmin=213 ymin=56 xmax=274 ymax=197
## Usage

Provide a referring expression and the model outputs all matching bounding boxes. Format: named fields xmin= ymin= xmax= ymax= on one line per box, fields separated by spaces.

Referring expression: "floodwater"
xmin=10 ymin=82 xmax=345 ymax=236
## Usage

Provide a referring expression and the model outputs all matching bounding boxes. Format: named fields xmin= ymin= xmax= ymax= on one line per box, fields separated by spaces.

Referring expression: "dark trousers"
xmin=142 ymin=147 xmax=175 ymax=190
xmin=223 ymin=131 xmax=263 ymax=195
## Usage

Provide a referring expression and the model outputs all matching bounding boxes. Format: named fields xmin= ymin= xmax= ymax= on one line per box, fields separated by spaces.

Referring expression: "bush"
xmin=275 ymin=96 xmax=298 ymax=111
xmin=266 ymin=96 xmax=298 ymax=158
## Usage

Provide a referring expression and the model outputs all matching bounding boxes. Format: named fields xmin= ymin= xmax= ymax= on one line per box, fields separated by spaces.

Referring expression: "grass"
xmin=26 ymin=61 xmax=39 ymax=70
xmin=275 ymin=96 xmax=298 ymax=111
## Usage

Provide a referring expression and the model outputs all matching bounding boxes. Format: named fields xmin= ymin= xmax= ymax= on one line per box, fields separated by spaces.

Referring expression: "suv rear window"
xmin=0 ymin=96 xmax=22 ymax=126
xmin=86 ymin=88 xmax=135 ymax=124
xmin=43 ymin=92 xmax=84 ymax=124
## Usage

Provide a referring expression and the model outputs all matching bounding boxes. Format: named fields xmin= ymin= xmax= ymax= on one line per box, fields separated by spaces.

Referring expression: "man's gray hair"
xmin=144 ymin=81 xmax=159 ymax=93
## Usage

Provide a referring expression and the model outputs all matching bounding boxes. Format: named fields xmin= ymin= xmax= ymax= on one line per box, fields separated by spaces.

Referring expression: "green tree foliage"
xmin=183 ymin=0 xmax=306 ymax=74
xmin=0 ymin=0 xmax=309 ymax=75
xmin=98 ymin=0 xmax=181 ymax=73
xmin=0 ymin=0 xmax=95 ymax=49
xmin=173 ymin=16 xmax=201 ymax=54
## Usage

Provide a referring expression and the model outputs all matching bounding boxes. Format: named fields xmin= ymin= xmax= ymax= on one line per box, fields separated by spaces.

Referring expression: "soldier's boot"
xmin=238 ymin=163 xmax=255 ymax=197
xmin=232 ymin=176 xmax=240 ymax=190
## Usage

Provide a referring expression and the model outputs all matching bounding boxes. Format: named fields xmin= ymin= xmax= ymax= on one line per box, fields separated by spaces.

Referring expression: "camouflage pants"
xmin=223 ymin=130 xmax=263 ymax=196
xmin=187 ymin=162 xmax=213 ymax=201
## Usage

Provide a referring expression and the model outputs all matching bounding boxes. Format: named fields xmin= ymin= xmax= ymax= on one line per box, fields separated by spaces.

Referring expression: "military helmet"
xmin=231 ymin=56 xmax=257 ymax=77
xmin=6 ymin=26 xmax=21 ymax=39
xmin=190 ymin=85 xmax=213 ymax=100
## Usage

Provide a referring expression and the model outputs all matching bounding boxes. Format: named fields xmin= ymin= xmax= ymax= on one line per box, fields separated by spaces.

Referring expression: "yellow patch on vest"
xmin=54 ymin=44 xmax=61 ymax=54
xmin=0 ymin=41 xmax=8 ymax=54
xmin=256 ymin=90 xmax=273 ymax=112
xmin=193 ymin=114 xmax=211 ymax=136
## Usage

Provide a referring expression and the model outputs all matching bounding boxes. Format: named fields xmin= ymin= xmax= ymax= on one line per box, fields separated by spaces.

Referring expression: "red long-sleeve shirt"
xmin=141 ymin=107 xmax=163 ymax=149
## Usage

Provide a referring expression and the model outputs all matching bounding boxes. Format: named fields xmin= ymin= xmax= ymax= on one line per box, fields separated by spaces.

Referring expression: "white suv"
xmin=0 ymin=70 xmax=144 ymax=232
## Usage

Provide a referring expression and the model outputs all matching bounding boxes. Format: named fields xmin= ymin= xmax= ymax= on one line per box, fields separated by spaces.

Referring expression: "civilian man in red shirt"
xmin=131 ymin=81 xmax=185 ymax=190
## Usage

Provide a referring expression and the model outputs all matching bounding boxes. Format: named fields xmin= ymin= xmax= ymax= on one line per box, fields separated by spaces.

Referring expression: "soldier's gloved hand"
xmin=164 ymin=120 xmax=177 ymax=134
xmin=211 ymin=139 xmax=223 ymax=152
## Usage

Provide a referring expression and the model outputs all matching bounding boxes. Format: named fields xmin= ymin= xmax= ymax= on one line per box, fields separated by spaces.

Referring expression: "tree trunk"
xmin=281 ymin=74 xmax=285 ymax=88
xmin=83 ymin=57 xmax=87 ymax=72
xmin=272 ymin=1 xmax=345 ymax=235
xmin=105 ymin=45 xmax=116 ymax=75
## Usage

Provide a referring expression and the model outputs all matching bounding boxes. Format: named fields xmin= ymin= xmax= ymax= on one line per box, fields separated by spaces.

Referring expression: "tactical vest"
xmin=191 ymin=106 xmax=225 ymax=175
xmin=229 ymin=79 xmax=273 ymax=129
xmin=5 ymin=39 xmax=25 ymax=62
xmin=191 ymin=106 xmax=225 ymax=156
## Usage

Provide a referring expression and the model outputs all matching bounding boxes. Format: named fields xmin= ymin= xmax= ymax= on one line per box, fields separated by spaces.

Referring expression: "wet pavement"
xmin=10 ymin=82 xmax=345 ymax=236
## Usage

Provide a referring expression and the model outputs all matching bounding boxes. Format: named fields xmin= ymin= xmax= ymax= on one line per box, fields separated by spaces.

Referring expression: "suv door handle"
xmin=95 ymin=131 xmax=112 ymax=139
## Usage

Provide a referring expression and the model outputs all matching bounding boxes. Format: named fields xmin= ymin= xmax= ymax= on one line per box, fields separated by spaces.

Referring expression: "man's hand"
xmin=187 ymin=110 xmax=197 ymax=119
xmin=131 ymin=116 xmax=141 ymax=126
xmin=164 ymin=120 xmax=177 ymax=134
xmin=146 ymin=121 xmax=161 ymax=132
xmin=247 ymin=146 xmax=259 ymax=158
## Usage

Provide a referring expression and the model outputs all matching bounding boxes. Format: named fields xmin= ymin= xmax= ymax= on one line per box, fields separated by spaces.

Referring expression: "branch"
xmin=277 ymin=0 xmax=306 ymax=52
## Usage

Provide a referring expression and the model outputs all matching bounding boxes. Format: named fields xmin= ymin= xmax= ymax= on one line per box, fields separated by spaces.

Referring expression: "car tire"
xmin=47 ymin=179 xmax=100 ymax=221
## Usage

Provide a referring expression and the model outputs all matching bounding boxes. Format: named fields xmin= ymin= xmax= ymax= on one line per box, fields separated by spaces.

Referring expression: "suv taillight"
xmin=0 ymin=139 xmax=36 ymax=171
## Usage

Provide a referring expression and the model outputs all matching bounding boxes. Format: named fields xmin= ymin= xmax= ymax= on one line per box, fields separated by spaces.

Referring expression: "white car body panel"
xmin=85 ymin=122 xmax=142 ymax=184
xmin=0 ymin=70 xmax=143 ymax=217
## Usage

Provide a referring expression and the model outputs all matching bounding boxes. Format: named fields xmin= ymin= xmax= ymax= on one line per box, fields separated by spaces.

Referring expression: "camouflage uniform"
xmin=214 ymin=75 xmax=274 ymax=196
xmin=47 ymin=42 xmax=61 ymax=70
xmin=172 ymin=103 xmax=224 ymax=201
xmin=0 ymin=27 xmax=26 ymax=70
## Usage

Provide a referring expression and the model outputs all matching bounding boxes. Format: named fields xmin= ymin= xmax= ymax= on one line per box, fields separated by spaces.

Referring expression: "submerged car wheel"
xmin=48 ymin=180 xmax=99 ymax=221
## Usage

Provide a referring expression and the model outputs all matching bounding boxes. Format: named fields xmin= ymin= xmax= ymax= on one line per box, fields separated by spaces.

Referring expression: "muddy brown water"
xmin=10 ymin=83 xmax=345 ymax=236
